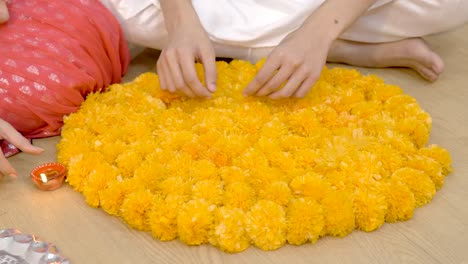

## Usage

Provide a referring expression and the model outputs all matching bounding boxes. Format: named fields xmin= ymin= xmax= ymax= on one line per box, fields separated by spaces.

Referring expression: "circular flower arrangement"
xmin=57 ymin=60 xmax=453 ymax=253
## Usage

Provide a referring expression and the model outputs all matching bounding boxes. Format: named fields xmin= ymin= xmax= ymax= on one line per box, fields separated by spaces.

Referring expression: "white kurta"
xmin=99 ymin=0 xmax=468 ymax=59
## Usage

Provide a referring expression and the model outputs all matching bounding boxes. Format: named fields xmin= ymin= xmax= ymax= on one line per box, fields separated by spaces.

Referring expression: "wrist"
xmin=160 ymin=0 xmax=202 ymax=34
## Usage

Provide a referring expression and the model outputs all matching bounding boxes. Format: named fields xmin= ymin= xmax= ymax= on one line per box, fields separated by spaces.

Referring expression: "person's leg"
xmin=328 ymin=0 xmax=468 ymax=81
xmin=327 ymin=38 xmax=444 ymax=82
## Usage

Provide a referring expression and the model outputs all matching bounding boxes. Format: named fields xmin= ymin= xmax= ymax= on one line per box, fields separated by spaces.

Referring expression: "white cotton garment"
xmin=99 ymin=0 xmax=468 ymax=50
xmin=99 ymin=0 xmax=159 ymax=20
xmin=191 ymin=0 xmax=324 ymax=47
xmin=98 ymin=0 xmax=395 ymax=48
xmin=192 ymin=0 xmax=397 ymax=47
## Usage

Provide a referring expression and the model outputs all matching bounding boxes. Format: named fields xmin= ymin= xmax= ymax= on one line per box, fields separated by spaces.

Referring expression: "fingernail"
xmin=208 ymin=83 xmax=216 ymax=92
xmin=8 ymin=173 xmax=17 ymax=178
xmin=30 ymin=146 xmax=45 ymax=153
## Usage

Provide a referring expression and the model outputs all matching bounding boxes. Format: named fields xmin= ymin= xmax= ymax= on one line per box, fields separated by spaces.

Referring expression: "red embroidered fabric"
xmin=0 ymin=0 xmax=130 ymax=157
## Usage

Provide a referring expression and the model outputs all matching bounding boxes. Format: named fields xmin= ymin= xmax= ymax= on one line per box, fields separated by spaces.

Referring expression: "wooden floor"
xmin=1 ymin=25 xmax=468 ymax=264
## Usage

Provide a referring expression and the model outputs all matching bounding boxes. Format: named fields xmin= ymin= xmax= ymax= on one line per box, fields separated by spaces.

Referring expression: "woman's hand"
xmin=243 ymin=28 xmax=332 ymax=99
xmin=158 ymin=0 xmax=217 ymax=98
xmin=0 ymin=119 xmax=44 ymax=179
xmin=243 ymin=0 xmax=378 ymax=99
xmin=0 ymin=0 xmax=9 ymax=24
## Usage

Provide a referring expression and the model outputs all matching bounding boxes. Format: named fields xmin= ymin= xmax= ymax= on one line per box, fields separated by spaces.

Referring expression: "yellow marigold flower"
xmin=287 ymin=108 xmax=320 ymax=136
xmin=82 ymin=162 xmax=119 ymax=208
xmin=97 ymin=139 xmax=127 ymax=164
xmin=258 ymin=181 xmax=292 ymax=206
xmin=190 ymin=159 xmax=219 ymax=181
xmin=414 ymin=109 xmax=432 ymax=130
xmin=293 ymin=148 xmax=319 ymax=168
xmin=236 ymin=103 xmax=271 ymax=133
xmin=58 ymin=59 xmax=453 ymax=251
xmin=351 ymin=100 xmax=382 ymax=119
xmin=66 ymin=152 xmax=104 ymax=192
xmin=379 ymin=130 xmax=417 ymax=154
xmin=368 ymin=83 xmax=403 ymax=102
xmin=206 ymin=147 xmax=231 ymax=167
xmin=130 ymin=140 xmax=160 ymax=157
xmin=248 ymin=166 xmax=286 ymax=191
xmin=286 ymin=198 xmax=324 ymax=245
xmin=350 ymin=150 xmax=383 ymax=177
xmin=134 ymin=159 xmax=167 ymax=193
xmin=364 ymin=144 xmax=403 ymax=179
xmin=214 ymin=134 xmax=250 ymax=159
xmin=322 ymin=67 xmax=361 ymax=86
xmin=209 ymin=207 xmax=250 ymax=253
xmin=233 ymin=148 xmax=269 ymax=171
xmin=290 ymin=172 xmax=331 ymax=201
xmin=406 ymin=154 xmax=445 ymax=189
xmin=177 ymin=199 xmax=215 ymax=245
xmin=149 ymin=194 xmax=186 ymax=241
xmin=133 ymin=72 xmax=180 ymax=104
xmin=219 ymin=166 xmax=247 ymax=185
xmin=395 ymin=118 xmax=430 ymax=148
xmin=256 ymin=137 xmax=281 ymax=154
xmin=384 ymin=179 xmax=415 ymax=222
xmin=62 ymin=109 xmax=87 ymax=128
xmin=159 ymin=176 xmax=192 ymax=197
xmin=160 ymin=130 xmax=196 ymax=150
xmin=384 ymin=95 xmax=417 ymax=115
xmin=166 ymin=152 xmax=193 ymax=178
xmin=321 ymin=191 xmax=355 ymax=237
xmin=56 ymin=128 xmax=94 ymax=166
xmin=419 ymin=144 xmax=453 ymax=174
xmin=115 ymin=150 xmax=143 ymax=178
xmin=353 ymin=187 xmax=387 ymax=232
xmin=325 ymin=170 xmax=352 ymax=191
xmin=192 ymin=180 xmax=223 ymax=205
xmin=260 ymin=117 xmax=288 ymax=139
xmin=391 ymin=167 xmax=436 ymax=207
xmin=313 ymin=105 xmax=339 ymax=128
xmin=278 ymin=135 xmax=310 ymax=152
xmin=99 ymin=180 xmax=129 ymax=216
xmin=223 ymin=182 xmax=256 ymax=211
xmin=265 ymin=148 xmax=297 ymax=173
xmin=246 ymin=200 xmax=287 ymax=250
xmin=120 ymin=190 xmax=154 ymax=231
xmin=331 ymin=89 xmax=365 ymax=113
xmin=181 ymin=140 xmax=205 ymax=160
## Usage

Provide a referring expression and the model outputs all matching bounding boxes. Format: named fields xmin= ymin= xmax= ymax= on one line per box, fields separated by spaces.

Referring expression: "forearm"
xmin=300 ymin=0 xmax=378 ymax=43
xmin=160 ymin=0 xmax=203 ymax=34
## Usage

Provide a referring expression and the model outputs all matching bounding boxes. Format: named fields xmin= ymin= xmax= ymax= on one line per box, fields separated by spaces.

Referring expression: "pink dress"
xmin=0 ymin=0 xmax=130 ymax=157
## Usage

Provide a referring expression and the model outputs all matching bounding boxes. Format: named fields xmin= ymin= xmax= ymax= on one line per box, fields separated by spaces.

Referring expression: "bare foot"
xmin=327 ymin=38 xmax=444 ymax=82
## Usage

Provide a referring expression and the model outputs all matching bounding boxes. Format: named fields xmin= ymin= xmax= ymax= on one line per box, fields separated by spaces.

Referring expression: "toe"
xmin=419 ymin=66 xmax=438 ymax=82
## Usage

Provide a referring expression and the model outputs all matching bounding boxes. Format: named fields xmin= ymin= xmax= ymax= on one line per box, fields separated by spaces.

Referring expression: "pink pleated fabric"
xmin=0 ymin=0 xmax=130 ymax=157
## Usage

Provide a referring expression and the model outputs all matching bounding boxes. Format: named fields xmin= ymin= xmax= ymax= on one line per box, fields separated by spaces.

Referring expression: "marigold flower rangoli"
xmin=57 ymin=60 xmax=453 ymax=253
